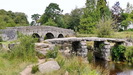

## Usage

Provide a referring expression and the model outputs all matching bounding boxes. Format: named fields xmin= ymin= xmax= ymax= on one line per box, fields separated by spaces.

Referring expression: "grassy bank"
xmin=77 ymin=31 xmax=133 ymax=39
xmin=0 ymin=35 xmax=38 ymax=75
xmin=0 ymin=52 xmax=32 ymax=75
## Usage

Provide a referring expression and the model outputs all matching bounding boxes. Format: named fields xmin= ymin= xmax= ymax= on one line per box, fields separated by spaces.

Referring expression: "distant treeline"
xmin=0 ymin=9 xmax=29 ymax=29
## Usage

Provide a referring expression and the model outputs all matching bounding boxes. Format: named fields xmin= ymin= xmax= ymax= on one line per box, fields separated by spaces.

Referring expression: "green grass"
xmin=77 ymin=31 xmax=133 ymax=39
xmin=0 ymin=52 xmax=32 ymax=75
xmin=35 ymin=53 xmax=107 ymax=75
xmin=0 ymin=35 xmax=38 ymax=75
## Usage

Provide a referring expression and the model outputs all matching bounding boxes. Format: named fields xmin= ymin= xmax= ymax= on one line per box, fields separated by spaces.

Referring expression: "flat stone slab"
xmin=45 ymin=37 xmax=126 ymax=44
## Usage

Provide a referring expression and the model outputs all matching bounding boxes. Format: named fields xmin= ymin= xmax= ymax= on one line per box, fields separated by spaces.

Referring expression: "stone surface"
xmin=38 ymin=61 xmax=60 ymax=73
xmin=0 ymin=26 xmax=75 ymax=41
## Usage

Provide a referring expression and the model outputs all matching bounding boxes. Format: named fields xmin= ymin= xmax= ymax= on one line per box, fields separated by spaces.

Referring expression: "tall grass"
xmin=5 ymin=35 xmax=38 ymax=62
xmin=0 ymin=52 xmax=32 ymax=75
xmin=77 ymin=31 xmax=133 ymax=39
xmin=0 ymin=35 xmax=38 ymax=75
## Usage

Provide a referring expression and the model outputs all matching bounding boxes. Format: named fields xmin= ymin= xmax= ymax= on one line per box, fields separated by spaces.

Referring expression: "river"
xmin=93 ymin=59 xmax=133 ymax=75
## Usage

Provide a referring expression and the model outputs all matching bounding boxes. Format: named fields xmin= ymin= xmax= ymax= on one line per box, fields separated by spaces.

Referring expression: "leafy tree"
xmin=111 ymin=2 xmax=123 ymax=30
xmin=39 ymin=3 xmax=64 ymax=27
xmin=45 ymin=18 xmax=57 ymax=26
xmin=31 ymin=14 xmax=40 ymax=26
xmin=67 ymin=8 xmax=83 ymax=31
xmin=0 ymin=9 xmax=29 ymax=29
xmin=79 ymin=0 xmax=100 ymax=34
xmin=120 ymin=3 xmax=133 ymax=30
xmin=97 ymin=0 xmax=111 ymax=18
xmin=13 ymin=12 xmax=29 ymax=26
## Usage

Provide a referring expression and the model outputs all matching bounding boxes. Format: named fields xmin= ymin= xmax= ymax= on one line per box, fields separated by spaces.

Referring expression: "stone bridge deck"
xmin=45 ymin=37 xmax=126 ymax=43
xmin=45 ymin=37 xmax=128 ymax=61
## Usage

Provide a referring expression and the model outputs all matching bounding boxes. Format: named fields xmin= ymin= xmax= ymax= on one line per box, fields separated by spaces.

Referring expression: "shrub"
xmin=36 ymin=52 xmax=45 ymax=59
xmin=96 ymin=18 xmax=115 ymax=37
xmin=125 ymin=46 xmax=133 ymax=64
xmin=126 ymin=29 xmax=133 ymax=32
xmin=111 ymin=45 xmax=126 ymax=61
xmin=45 ymin=46 xmax=59 ymax=59
xmin=56 ymin=53 xmax=65 ymax=68
xmin=31 ymin=65 xmax=39 ymax=74
xmin=7 ymin=35 xmax=37 ymax=62
xmin=0 ymin=36 xmax=3 ymax=42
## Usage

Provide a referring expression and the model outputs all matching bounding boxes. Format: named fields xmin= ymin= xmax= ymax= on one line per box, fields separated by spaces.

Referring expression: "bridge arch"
xmin=32 ymin=33 xmax=40 ymax=38
xmin=58 ymin=34 xmax=64 ymax=38
xmin=45 ymin=33 xmax=54 ymax=39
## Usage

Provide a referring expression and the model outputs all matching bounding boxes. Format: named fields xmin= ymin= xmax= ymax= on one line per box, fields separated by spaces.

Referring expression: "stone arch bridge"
xmin=0 ymin=26 xmax=75 ymax=41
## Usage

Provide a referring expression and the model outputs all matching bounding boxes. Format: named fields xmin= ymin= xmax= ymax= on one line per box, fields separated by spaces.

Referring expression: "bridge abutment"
xmin=94 ymin=41 xmax=111 ymax=61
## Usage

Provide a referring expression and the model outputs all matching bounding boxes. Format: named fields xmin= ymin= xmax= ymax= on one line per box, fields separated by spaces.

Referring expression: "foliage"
xmin=121 ymin=12 xmax=133 ymax=30
xmin=7 ymin=35 xmax=37 ymax=62
xmin=55 ymin=53 xmax=98 ymax=75
xmin=79 ymin=0 xmax=100 ymax=34
xmin=31 ymin=65 xmax=39 ymax=74
xmin=31 ymin=14 xmax=40 ymax=26
xmin=87 ymin=51 xmax=94 ymax=63
xmin=97 ymin=0 xmax=111 ymax=18
xmin=63 ymin=8 xmax=83 ymax=31
xmin=0 ymin=9 xmax=29 ymax=29
xmin=0 ymin=52 xmax=32 ymax=75
xmin=55 ymin=53 xmax=65 ymax=68
xmin=39 ymin=3 xmax=65 ymax=27
xmin=125 ymin=46 xmax=133 ymax=64
xmin=36 ymin=52 xmax=45 ymax=59
xmin=96 ymin=18 xmax=115 ymax=37
xmin=126 ymin=28 xmax=133 ymax=31
xmin=111 ymin=45 xmax=126 ymax=61
xmin=44 ymin=18 xmax=57 ymax=26
xmin=45 ymin=46 xmax=59 ymax=58
xmin=0 ymin=36 xmax=3 ymax=42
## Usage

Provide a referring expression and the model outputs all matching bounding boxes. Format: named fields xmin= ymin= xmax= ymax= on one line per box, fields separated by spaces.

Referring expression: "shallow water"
xmin=93 ymin=59 xmax=133 ymax=75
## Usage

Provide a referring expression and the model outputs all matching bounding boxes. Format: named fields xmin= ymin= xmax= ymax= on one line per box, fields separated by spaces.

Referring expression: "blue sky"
xmin=0 ymin=0 xmax=133 ymax=22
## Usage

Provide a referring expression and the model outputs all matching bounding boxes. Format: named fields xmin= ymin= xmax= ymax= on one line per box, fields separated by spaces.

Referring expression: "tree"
xmin=63 ymin=8 xmax=83 ymax=31
xmin=31 ymin=14 xmax=40 ymax=26
xmin=0 ymin=9 xmax=29 ymax=29
xmin=111 ymin=1 xmax=123 ymax=30
xmin=39 ymin=3 xmax=64 ymax=27
xmin=97 ymin=0 xmax=111 ymax=18
xmin=45 ymin=18 xmax=57 ymax=26
xmin=79 ymin=0 xmax=100 ymax=34
xmin=125 ymin=2 xmax=133 ymax=13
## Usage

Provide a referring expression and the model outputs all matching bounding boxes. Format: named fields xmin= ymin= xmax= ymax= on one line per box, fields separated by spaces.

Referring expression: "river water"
xmin=93 ymin=59 xmax=133 ymax=75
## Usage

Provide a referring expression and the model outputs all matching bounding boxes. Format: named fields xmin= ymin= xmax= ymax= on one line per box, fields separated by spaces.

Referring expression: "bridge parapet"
xmin=0 ymin=26 xmax=75 ymax=41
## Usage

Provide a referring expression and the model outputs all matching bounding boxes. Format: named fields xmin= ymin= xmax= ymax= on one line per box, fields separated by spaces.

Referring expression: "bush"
xmin=125 ymin=46 xmax=133 ymax=64
xmin=0 ymin=36 xmax=3 ymax=42
xmin=56 ymin=53 xmax=65 ymax=68
xmin=126 ymin=29 xmax=133 ymax=32
xmin=111 ymin=45 xmax=126 ymax=61
xmin=7 ymin=35 xmax=37 ymax=62
xmin=96 ymin=18 xmax=115 ymax=37
xmin=31 ymin=65 xmax=39 ymax=74
xmin=36 ymin=52 xmax=45 ymax=59
xmin=45 ymin=46 xmax=59 ymax=59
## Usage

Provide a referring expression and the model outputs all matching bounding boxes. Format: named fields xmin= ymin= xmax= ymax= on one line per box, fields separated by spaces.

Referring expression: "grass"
xmin=77 ymin=31 xmax=133 ymax=39
xmin=0 ymin=52 xmax=32 ymax=75
xmin=34 ymin=52 xmax=108 ymax=75
xmin=0 ymin=35 xmax=38 ymax=75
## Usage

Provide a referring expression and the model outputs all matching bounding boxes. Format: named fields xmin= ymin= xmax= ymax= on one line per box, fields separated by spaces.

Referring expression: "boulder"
xmin=38 ymin=61 xmax=60 ymax=73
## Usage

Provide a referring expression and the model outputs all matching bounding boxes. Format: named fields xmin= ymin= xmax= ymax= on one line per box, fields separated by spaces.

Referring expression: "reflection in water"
xmin=93 ymin=59 xmax=133 ymax=75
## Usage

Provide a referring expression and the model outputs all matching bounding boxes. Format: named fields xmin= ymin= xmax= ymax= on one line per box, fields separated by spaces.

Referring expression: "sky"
xmin=0 ymin=0 xmax=133 ymax=22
